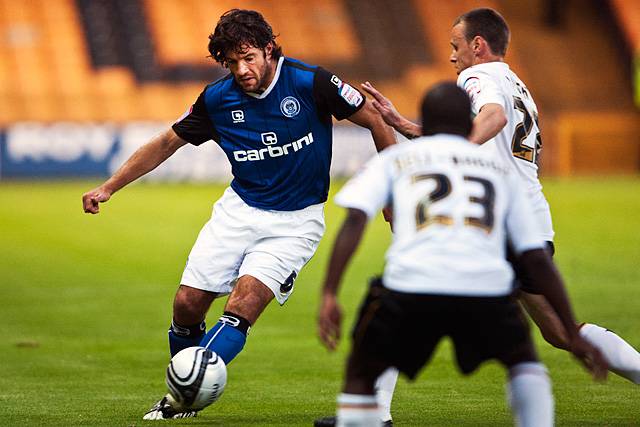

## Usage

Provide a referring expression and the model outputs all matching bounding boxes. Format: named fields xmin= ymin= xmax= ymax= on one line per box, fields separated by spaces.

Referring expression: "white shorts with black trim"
xmin=528 ymin=188 xmax=555 ymax=242
xmin=181 ymin=187 xmax=325 ymax=305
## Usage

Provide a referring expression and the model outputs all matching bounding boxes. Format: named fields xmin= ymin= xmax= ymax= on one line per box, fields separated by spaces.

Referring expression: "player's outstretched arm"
xmin=346 ymin=96 xmax=397 ymax=152
xmin=361 ymin=81 xmax=422 ymax=140
xmin=82 ymin=128 xmax=188 ymax=214
xmin=518 ymin=249 xmax=609 ymax=380
xmin=318 ymin=208 xmax=368 ymax=351
xmin=469 ymin=103 xmax=507 ymax=145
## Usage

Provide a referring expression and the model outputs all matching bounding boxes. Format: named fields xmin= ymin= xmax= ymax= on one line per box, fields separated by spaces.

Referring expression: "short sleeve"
xmin=172 ymin=90 xmax=218 ymax=146
xmin=504 ymin=173 xmax=545 ymax=254
xmin=334 ymin=153 xmax=392 ymax=219
xmin=313 ymin=67 xmax=366 ymax=121
xmin=457 ymin=68 xmax=505 ymax=115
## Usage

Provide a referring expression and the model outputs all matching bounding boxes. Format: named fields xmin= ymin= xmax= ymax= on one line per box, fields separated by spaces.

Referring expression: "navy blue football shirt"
xmin=172 ymin=56 xmax=365 ymax=211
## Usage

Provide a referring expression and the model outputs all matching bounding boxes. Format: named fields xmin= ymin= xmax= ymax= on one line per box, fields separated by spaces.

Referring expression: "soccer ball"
xmin=166 ymin=346 xmax=227 ymax=411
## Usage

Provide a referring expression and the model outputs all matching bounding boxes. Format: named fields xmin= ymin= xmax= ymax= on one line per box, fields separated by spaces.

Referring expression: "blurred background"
xmin=0 ymin=0 xmax=638 ymax=180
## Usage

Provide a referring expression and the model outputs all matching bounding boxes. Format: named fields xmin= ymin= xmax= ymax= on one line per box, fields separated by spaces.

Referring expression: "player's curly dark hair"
xmin=454 ymin=8 xmax=510 ymax=57
xmin=208 ymin=9 xmax=282 ymax=66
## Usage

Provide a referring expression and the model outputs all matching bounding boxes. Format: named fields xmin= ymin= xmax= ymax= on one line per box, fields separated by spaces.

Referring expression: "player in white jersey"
xmin=359 ymin=7 xmax=640 ymax=390
xmin=312 ymin=8 xmax=640 ymax=427
xmin=318 ymin=82 xmax=606 ymax=427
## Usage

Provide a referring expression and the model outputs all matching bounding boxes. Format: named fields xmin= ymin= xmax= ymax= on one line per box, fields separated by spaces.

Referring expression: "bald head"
xmin=421 ymin=82 xmax=472 ymax=138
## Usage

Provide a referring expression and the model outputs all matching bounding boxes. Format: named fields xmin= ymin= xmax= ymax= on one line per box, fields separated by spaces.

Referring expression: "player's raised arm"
xmin=361 ymin=81 xmax=422 ymax=140
xmin=82 ymin=128 xmax=187 ymax=214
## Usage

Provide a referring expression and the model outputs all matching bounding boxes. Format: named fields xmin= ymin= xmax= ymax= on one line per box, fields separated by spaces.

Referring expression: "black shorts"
xmin=508 ymin=241 xmax=555 ymax=294
xmin=350 ymin=278 xmax=535 ymax=380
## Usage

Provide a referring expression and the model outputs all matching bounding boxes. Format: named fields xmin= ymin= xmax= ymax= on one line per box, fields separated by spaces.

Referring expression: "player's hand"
xmin=569 ymin=335 xmax=608 ymax=381
xmin=82 ymin=186 xmax=112 ymax=214
xmin=361 ymin=81 xmax=402 ymax=129
xmin=318 ymin=293 xmax=342 ymax=351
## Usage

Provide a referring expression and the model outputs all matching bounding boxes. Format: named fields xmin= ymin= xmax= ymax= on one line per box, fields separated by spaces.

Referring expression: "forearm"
xmin=370 ymin=119 xmax=398 ymax=152
xmin=103 ymin=130 xmax=184 ymax=194
xmin=469 ymin=104 xmax=507 ymax=145
xmin=322 ymin=210 xmax=367 ymax=296
xmin=348 ymin=101 xmax=397 ymax=151
xmin=394 ymin=117 xmax=422 ymax=140
xmin=520 ymin=249 xmax=580 ymax=339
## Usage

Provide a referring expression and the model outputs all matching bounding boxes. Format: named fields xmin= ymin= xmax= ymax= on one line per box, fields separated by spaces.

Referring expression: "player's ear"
xmin=472 ymin=36 xmax=483 ymax=54
xmin=264 ymin=43 xmax=273 ymax=60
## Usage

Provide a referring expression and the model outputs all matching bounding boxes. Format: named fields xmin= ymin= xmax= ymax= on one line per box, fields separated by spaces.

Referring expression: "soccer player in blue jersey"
xmin=81 ymin=9 xmax=396 ymax=420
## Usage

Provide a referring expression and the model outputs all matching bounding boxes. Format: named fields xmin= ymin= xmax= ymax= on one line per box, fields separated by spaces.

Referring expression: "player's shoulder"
xmin=281 ymin=57 xmax=323 ymax=91
xmin=385 ymin=135 xmax=468 ymax=159
xmin=202 ymin=73 xmax=234 ymax=98
xmin=282 ymin=56 xmax=319 ymax=74
xmin=458 ymin=62 xmax=510 ymax=85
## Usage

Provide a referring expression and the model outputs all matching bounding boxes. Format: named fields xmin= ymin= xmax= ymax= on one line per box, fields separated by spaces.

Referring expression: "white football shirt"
xmin=457 ymin=62 xmax=542 ymax=193
xmin=335 ymin=134 xmax=545 ymax=296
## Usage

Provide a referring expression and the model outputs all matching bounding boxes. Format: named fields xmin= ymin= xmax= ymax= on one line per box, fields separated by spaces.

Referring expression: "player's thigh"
xmin=451 ymin=296 xmax=537 ymax=373
xmin=181 ymin=188 xmax=257 ymax=296
xmin=350 ymin=279 xmax=443 ymax=380
xmin=240 ymin=207 xmax=324 ymax=305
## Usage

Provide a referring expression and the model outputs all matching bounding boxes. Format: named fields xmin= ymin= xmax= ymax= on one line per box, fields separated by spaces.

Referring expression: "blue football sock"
xmin=199 ymin=312 xmax=251 ymax=364
xmin=168 ymin=320 xmax=206 ymax=357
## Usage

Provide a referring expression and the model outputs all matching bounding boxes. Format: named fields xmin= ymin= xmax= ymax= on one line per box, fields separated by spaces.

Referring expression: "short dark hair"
xmin=421 ymin=82 xmax=472 ymax=137
xmin=208 ymin=9 xmax=283 ymax=66
xmin=454 ymin=8 xmax=510 ymax=56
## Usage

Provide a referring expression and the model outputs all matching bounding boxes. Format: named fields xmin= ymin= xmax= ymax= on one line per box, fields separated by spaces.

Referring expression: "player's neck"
xmin=256 ymin=60 xmax=278 ymax=93
xmin=474 ymin=55 xmax=504 ymax=66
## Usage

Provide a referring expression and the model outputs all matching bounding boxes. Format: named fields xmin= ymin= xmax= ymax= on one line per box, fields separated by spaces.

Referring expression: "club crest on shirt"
xmin=280 ymin=96 xmax=301 ymax=118
xmin=339 ymin=83 xmax=363 ymax=107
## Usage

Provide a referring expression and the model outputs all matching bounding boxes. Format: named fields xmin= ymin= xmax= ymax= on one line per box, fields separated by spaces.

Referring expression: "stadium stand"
xmin=0 ymin=0 xmax=637 ymax=174
xmin=610 ymin=0 xmax=640 ymax=106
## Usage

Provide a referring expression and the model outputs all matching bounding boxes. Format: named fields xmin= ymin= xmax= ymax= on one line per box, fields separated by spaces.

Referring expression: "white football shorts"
xmin=181 ymin=187 xmax=325 ymax=305
xmin=528 ymin=188 xmax=555 ymax=242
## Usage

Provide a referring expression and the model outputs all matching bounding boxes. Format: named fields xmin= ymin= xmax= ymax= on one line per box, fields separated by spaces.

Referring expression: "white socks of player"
xmin=580 ymin=323 xmax=640 ymax=384
xmin=337 ymin=393 xmax=381 ymax=427
xmin=375 ymin=367 xmax=398 ymax=422
xmin=507 ymin=362 xmax=554 ymax=427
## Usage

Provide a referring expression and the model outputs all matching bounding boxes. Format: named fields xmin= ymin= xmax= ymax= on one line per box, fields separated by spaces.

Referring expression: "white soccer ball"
xmin=166 ymin=346 xmax=227 ymax=411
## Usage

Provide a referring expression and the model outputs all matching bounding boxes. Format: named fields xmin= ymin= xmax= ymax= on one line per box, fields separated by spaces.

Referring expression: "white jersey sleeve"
xmin=334 ymin=153 xmax=392 ymax=219
xmin=504 ymin=172 xmax=546 ymax=254
xmin=457 ymin=68 xmax=506 ymax=115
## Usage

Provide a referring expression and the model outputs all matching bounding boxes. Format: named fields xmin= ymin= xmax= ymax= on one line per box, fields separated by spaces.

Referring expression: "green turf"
xmin=0 ymin=177 xmax=639 ymax=426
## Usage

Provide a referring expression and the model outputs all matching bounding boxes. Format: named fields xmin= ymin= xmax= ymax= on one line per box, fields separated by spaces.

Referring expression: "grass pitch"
xmin=0 ymin=177 xmax=639 ymax=426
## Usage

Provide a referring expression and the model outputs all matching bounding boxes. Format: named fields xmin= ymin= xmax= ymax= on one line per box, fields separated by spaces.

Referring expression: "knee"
xmin=224 ymin=276 xmax=275 ymax=323
xmin=173 ymin=286 xmax=213 ymax=323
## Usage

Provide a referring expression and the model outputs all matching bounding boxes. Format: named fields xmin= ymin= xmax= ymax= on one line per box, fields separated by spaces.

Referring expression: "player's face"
xmin=449 ymin=23 xmax=474 ymax=75
xmin=226 ymin=45 xmax=275 ymax=93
